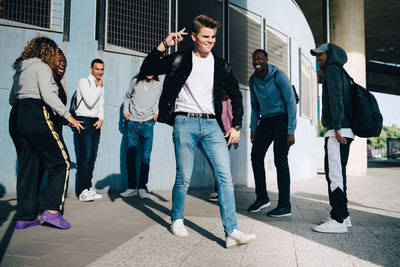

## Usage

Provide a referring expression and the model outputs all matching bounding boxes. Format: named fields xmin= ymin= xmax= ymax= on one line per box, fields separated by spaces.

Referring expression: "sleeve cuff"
xmin=63 ymin=112 xmax=72 ymax=119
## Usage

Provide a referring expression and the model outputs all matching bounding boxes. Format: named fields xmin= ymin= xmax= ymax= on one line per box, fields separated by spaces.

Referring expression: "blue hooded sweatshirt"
xmin=249 ymin=64 xmax=297 ymax=135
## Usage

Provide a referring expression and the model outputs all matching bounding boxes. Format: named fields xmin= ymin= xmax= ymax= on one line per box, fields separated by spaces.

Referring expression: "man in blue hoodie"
xmin=310 ymin=43 xmax=354 ymax=233
xmin=247 ymin=49 xmax=297 ymax=217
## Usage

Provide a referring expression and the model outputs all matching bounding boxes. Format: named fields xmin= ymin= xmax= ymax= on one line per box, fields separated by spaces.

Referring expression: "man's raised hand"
xmin=157 ymin=28 xmax=188 ymax=52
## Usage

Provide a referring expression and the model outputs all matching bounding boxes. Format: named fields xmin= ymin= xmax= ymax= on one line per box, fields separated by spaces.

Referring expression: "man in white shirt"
xmin=75 ymin=59 xmax=105 ymax=202
xmin=141 ymin=14 xmax=256 ymax=248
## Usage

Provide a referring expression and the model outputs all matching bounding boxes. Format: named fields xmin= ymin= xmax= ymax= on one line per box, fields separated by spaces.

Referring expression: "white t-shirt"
xmin=175 ymin=52 xmax=215 ymax=114
xmin=325 ymin=128 xmax=355 ymax=139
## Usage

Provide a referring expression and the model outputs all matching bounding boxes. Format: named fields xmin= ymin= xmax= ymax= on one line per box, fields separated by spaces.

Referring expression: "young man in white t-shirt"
xmin=141 ymin=14 xmax=256 ymax=248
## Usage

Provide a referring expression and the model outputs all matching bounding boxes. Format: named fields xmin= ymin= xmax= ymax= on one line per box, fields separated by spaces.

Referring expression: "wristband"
xmin=162 ymin=40 xmax=168 ymax=49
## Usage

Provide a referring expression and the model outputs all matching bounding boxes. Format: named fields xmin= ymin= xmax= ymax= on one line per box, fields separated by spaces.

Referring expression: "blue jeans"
xmin=126 ymin=120 xmax=155 ymax=190
xmin=76 ymin=116 xmax=100 ymax=195
xmin=172 ymin=115 xmax=238 ymax=235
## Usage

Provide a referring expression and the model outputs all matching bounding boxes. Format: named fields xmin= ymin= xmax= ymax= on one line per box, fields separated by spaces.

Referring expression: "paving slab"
xmin=0 ymin=167 xmax=399 ymax=266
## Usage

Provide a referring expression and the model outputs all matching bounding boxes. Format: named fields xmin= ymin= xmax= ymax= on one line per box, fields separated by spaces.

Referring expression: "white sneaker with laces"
xmin=170 ymin=219 xmax=188 ymax=237
xmin=89 ymin=188 xmax=103 ymax=199
xmin=313 ymin=218 xmax=347 ymax=233
xmin=120 ymin=188 xmax=138 ymax=197
xmin=138 ymin=189 xmax=149 ymax=199
xmin=226 ymin=229 xmax=256 ymax=248
xmin=320 ymin=216 xmax=352 ymax=227
xmin=79 ymin=189 xmax=94 ymax=202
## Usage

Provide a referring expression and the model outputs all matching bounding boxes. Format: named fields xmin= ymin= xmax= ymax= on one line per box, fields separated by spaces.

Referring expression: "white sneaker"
xmin=226 ymin=229 xmax=256 ymax=248
xmin=138 ymin=189 xmax=149 ymax=199
xmin=170 ymin=219 xmax=188 ymax=237
xmin=79 ymin=189 xmax=94 ymax=202
xmin=89 ymin=188 xmax=103 ymax=199
xmin=313 ymin=219 xmax=347 ymax=233
xmin=120 ymin=188 xmax=138 ymax=197
xmin=320 ymin=216 xmax=352 ymax=228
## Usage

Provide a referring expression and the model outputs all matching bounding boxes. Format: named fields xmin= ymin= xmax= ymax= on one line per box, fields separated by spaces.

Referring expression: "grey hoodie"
xmin=10 ymin=58 xmax=71 ymax=119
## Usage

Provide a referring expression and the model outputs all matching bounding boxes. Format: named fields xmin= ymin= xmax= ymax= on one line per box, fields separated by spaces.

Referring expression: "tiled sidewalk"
xmin=1 ymin=167 xmax=399 ymax=266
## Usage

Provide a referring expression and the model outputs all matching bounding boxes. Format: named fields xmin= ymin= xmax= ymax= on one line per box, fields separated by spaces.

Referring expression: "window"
xmin=0 ymin=0 xmax=63 ymax=32
xmin=311 ymin=67 xmax=318 ymax=125
xmin=105 ymin=0 xmax=170 ymax=55
xmin=300 ymin=52 xmax=312 ymax=119
xmin=229 ymin=5 xmax=262 ymax=86
xmin=266 ymin=26 xmax=290 ymax=77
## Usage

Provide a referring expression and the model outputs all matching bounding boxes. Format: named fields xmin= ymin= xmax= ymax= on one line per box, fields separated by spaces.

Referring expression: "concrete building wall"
xmin=231 ymin=0 xmax=318 ymax=186
xmin=0 ymin=0 xmax=317 ymax=196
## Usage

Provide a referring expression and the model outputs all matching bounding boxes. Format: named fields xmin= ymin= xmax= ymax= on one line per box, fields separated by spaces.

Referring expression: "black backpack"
xmin=341 ymin=67 xmax=383 ymax=137
xmin=69 ymin=77 xmax=90 ymax=117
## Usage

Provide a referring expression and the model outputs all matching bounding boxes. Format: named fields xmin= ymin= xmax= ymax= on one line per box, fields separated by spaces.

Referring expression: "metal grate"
xmin=266 ymin=26 xmax=290 ymax=77
xmin=0 ymin=0 xmax=63 ymax=31
xmin=229 ymin=5 xmax=262 ymax=86
xmin=106 ymin=0 xmax=170 ymax=54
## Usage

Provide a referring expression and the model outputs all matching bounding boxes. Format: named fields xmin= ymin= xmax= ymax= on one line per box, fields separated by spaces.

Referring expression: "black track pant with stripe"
xmin=324 ymin=136 xmax=352 ymax=223
xmin=9 ymin=99 xmax=70 ymax=221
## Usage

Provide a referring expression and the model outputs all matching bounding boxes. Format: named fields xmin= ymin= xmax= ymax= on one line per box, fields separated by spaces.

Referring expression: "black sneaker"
xmin=267 ymin=206 xmax=291 ymax=217
xmin=247 ymin=198 xmax=271 ymax=213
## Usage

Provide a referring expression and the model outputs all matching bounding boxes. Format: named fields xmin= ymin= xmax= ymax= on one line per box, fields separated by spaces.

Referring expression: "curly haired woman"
xmin=9 ymin=36 xmax=84 ymax=230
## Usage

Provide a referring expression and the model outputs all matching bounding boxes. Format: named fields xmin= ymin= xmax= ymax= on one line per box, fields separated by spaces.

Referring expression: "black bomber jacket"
xmin=141 ymin=47 xmax=243 ymax=131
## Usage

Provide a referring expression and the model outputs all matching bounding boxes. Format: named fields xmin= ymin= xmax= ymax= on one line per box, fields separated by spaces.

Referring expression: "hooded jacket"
xmin=321 ymin=43 xmax=353 ymax=131
xmin=248 ymin=64 xmax=297 ymax=134
xmin=10 ymin=58 xmax=71 ymax=119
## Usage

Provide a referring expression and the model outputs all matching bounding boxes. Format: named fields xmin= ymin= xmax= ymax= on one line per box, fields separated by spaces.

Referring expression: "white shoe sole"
xmin=226 ymin=235 xmax=256 ymax=248
xmin=249 ymin=202 xmax=271 ymax=213
xmin=120 ymin=193 xmax=137 ymax=197
xmin=268 ymin=212 xmax=291 ymax=218
xmin=313 ymin=226 xmax=348 ymax=233
xmin=79 ymin=198 xmax=94 ymax=202
xmin=170 ymin=227 xmax=188 ymax=237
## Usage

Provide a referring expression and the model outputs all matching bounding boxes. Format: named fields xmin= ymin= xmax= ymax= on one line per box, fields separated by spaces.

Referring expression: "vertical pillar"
xmin=330 ymin=0 xmax=367 ymax=175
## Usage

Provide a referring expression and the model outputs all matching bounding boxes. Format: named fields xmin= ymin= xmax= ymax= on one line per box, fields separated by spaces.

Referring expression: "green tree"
xmin=368 ymin=124 xmax=400 ymax=149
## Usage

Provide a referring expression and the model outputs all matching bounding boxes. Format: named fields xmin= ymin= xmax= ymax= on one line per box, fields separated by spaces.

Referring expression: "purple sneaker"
xmin=15 ymin=219 xmax=41 ymax=229
xmin=40 ymin=210 xmax=71 ymax=229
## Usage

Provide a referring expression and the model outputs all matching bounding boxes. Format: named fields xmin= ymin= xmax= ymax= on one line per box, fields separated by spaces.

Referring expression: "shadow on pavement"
xmin=188 ymin=187 xmax=400 ymax=266
xmin=0 ymin=198 xmax=17 ymax=264
xmin=120 ymin=195 xmax=225 ymax=247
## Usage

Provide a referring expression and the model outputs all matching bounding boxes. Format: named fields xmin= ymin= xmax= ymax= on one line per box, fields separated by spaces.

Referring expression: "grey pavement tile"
xmin=0 ymin=255 xmax=38 ymax=267
xmin=336 ymin=226 xmax=400 ymax=266
xmin=62 ymin=239 xmax=121 ymax=255
xmin=30 ymin=251 xmax=100 ymax=267
xmin=84 ymin=230 xmax=138 ymax=243
xmin=88 ymin=220 xmax=203 ymax=266
xmin=240 ymin=221 xmax=297 ymax=267
xmin=29 ymin=232 xmax=83 ymax=245
xmin=5 ymin=241 xmax=64 ymax=258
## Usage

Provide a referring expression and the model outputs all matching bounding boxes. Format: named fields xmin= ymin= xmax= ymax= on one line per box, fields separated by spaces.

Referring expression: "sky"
xmin=372 ymin=92 xmax=400 ymax=127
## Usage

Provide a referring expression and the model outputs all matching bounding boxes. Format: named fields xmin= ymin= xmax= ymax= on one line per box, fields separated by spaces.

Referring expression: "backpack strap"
xmin=75 ymin=77 xmax=90 ymax=109
xmin=273 ymin=70 xmax=287 ymax=105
